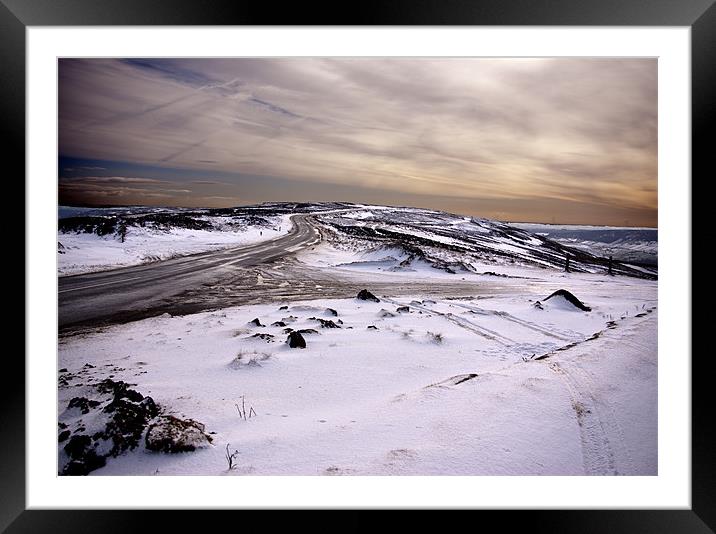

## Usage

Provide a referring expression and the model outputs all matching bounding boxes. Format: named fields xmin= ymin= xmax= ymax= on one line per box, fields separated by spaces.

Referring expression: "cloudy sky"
xmin=59 ymin=58 xmax=657 ymax=226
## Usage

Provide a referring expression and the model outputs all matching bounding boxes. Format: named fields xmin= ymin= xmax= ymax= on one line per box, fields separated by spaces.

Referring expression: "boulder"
xmin=145 ymin=415 xmax=213 ymax=453
xmin=310 ymin=317 xmax=341 ymax=328
xmin=249 ymin=318 xmax=264 ymax=327
xmin=544 ymin=289 xmax=591 ymax=311
xmin=356 ymin=289 xmax=380 ymax=302
xmin=62 ymin=450 xmax=106 ymax=476
xmin=297 ymin=328 xmax=319 ymax=335
xmin=287 ymin=331 xmax=307 ymax=348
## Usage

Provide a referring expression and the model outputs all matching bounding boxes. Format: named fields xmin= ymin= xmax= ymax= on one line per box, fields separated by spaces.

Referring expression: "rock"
xmin=544 ymin=289 xmax=591 ymax=311
xmin=297 ymin=328 xmax=319 ymax=335
xmin=279 ymin=305 xmax=288 ymax=310
xmin=367 ymin=325 xmax=379 ymax=330
xmin=64 ymin=434 xmax=92 ymax=459
xmin=272 ymin=321 xmax=287 ymax=327
xmin=250 ymin=333 xmax=275 ymax=342
xmin=102 ymin=396 xmax=160 ymax=457
xmin=378 ymin=309 xmax=396 ymax=318
xmin=533 ymin=301 xmax=544 ymax=310
xmin=309 ymin=317 xmax=341 ymax=328
xmin=58 ymin=429 xmax=71 ymax=443
xmin=396 ymin=306 xmax=410 ymax=313
xmin=67 ymin=397 xmax=101 ymax=415
xmin=286 ymin=331 xmax=307 ymax=349
xmin=249 ymin=318 xmax=264 ymax=327
xmin=325 ymin=308 xmax=338 ymax=316
xmin=62 ymin=450 xmax=106 ymax=476
xmin=59 ymin=368 xmax=68 ymax=373
xmin=356 ymin=289 xmax=380 ymax=302
xmin=145 ymin=415 xmax=213 ymax=453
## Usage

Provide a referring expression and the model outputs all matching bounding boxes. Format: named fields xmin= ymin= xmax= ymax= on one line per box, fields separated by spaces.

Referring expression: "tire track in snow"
xmin=381 ymin=297 xmax=513 ymax=346
xmin=547 ymin=361 xmax=618 ymax=475
xmin=557 ymin=360 xmax=635 ymax=475
xmin=447 ymin=301 xmax=575 ymax=342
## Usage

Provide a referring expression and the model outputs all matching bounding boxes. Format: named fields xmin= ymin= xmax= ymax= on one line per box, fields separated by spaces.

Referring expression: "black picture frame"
xmin=6 ymin=0 xmax=709 ymax=531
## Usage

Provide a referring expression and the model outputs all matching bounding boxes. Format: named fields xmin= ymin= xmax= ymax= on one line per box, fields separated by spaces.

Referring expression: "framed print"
xmin=6 ymin=0 xmax=710 ymax=531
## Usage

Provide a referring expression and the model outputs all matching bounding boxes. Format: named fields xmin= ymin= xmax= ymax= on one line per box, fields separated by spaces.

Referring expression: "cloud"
xmin=58 ymin=58 xmax=657 ymax=224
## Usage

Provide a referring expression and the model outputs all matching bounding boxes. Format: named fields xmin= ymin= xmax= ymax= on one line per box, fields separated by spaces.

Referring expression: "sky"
xmin=58 ymin=58 xmax=657 ymax=226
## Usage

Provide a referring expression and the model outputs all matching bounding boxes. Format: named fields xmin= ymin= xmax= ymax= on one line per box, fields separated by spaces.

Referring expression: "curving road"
xmin=58 ymin=214 xmax=321 ymax=330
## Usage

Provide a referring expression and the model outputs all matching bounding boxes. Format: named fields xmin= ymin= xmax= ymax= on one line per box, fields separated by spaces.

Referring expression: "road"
xmin=58 ymin=213 xmax=539 ymax=333
xmin=58 ymin=214 xmax=321 ymax=330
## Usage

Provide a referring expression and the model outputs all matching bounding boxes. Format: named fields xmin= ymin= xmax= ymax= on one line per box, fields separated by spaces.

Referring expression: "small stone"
xmin=287 ymin=331 xmax=307 ymax=349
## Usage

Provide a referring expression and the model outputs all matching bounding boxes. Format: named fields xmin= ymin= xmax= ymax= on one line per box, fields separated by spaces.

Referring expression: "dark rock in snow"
xmin=58 ymin=430 xmax=71 ymax=443
xmin=59 ymin=368 xmax=68 ymax=373
xmin=272 ymin=321 xmax=287 ymax=327
xmin=378 ymin=309 xmax=396 ymax=318
xmin=145 ymin=415 xmax=213 ymax=453
xmin=279 ymin=305 xmax=288 ymax=310
xmin=297 ymin=328 xmax=319 ymax=335
xmin=309 ymin=317 xmax=341 ymax=328
xmin=64 ymin=434 xmax=92 ymax=460
xmin=396 ymin=306 xmax=410 ymax=313
xmin=367 ymin=325 xmax=379 ymax=330
xmin=325 ymin=308 xmax=338 ymax=316
xmin=287 ymin=331 xmax=307 ymax=348
xmin=533 ymin=301 xmax=544 ymax=310
xmin=62 ymin=450 xmax=106 ymax=476
xmin=544 ymin=289 xmax=591 ymax=311
xmin=249 ymin=318 xmax=264 ymax=327
xmin=357 ymin=289 xmax=380 ymax=302
xmin=68 ymin=397 xmax=101 ymax=415
xmin=250 ymin=333 xmax=275 ymax=342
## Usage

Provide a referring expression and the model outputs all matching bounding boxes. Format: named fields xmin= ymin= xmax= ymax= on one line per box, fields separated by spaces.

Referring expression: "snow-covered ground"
xmin=57 ymin=203 xmax=657 ymax=476
xmin=58 ymin=214 xmax=292 ymax=276
xmin=58 ymin=271 xmax=657 ymax=476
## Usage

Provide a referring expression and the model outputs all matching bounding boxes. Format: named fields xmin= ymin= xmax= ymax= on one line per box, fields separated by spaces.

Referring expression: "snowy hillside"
xmin=310 ymin=205 xmax=656 ymax=278
xmin=511 ymin=222 xmax=657 ymax=267
xmin=58 ymin=203 xmax=656 ymax=278
xmin=58 ymin=206 xmax=292 ymax=275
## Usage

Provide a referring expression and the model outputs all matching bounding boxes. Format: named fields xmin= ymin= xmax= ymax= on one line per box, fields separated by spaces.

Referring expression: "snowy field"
xmin=58 ymin=213 xmax=292 ymax=276
xmin=58 ymin=270 xmax=657 ymax=476
xmin=57 ymin=203 xmax=657 ymax=476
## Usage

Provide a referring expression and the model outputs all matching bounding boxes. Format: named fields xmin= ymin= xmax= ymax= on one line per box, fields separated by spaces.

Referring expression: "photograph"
xmin=56 ymin=57 xmax=658 ymax=477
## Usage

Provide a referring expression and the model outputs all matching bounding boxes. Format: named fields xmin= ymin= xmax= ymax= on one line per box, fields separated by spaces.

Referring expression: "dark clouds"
xmin=58 ymin=58 xmax=657 ymax=225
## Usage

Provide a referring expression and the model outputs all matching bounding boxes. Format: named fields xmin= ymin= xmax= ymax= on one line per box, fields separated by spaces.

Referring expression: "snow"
xmin=58 ymin=214 xmax=293 ymax=276
xmin=58 ymin=269 xmax=657 ymax=475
